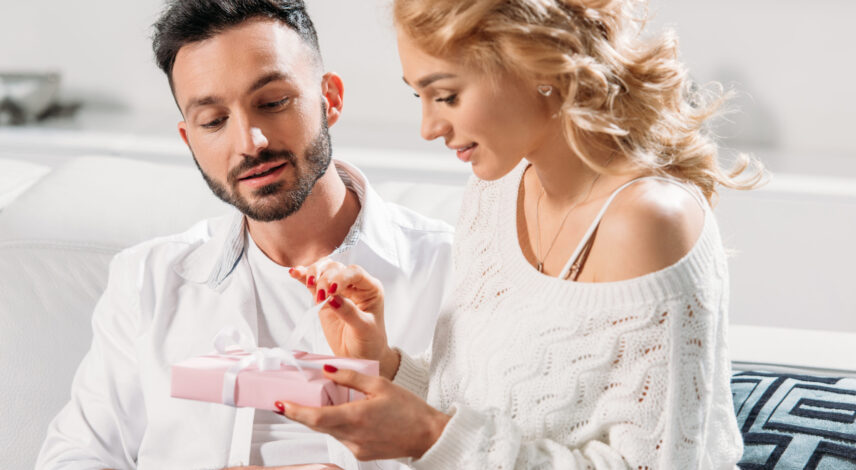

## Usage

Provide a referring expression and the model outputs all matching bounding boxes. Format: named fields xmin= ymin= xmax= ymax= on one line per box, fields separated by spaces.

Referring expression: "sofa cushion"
xmin=732 ymin=371 xmax=856 ymax=469
xmin=0 ymin=243 xmax=115 ymax=468
xmin=0 ymin=155 xmax=230 ymax=249
xmin=0 ymin=157 xmax=51 ymax=211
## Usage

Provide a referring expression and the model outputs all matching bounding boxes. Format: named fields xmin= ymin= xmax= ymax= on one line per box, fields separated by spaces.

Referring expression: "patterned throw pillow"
xmin=732 ymin=371 xmax=856 ymax=469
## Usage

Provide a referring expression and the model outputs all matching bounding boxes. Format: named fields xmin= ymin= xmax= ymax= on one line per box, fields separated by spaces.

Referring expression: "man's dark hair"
xmin=152 ymin=0 xmax=322 ymax=90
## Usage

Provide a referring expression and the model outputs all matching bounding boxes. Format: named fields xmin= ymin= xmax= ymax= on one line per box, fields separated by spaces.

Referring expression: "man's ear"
xmin=178 ymin=121 xmax=191 ymax=148
xmin=321 ymin=72 xmax=344 ymax=127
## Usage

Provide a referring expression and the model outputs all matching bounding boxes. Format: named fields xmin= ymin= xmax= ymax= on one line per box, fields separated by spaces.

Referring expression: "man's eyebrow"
xmin=248 ymin=71 xmax=291 ymax=94
xmin=403 ymin=72 xmax=457 ymax=89
xmin=184 ymin=95 xmax=222 ymax=115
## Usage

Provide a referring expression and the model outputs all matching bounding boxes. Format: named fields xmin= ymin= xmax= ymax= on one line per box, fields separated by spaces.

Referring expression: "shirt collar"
xmin=174 ymin=159 xmax=399 ymax=288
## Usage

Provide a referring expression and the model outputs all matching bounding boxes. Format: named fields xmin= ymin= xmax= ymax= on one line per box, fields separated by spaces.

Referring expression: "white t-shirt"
xmin=246 ymin=233 xmax=331 ymax=466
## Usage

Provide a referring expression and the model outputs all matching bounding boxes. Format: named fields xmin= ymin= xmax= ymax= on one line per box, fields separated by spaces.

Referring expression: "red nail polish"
xmin=329 ymin=283 xmax=338 ymax=295
xmin=289 ymin=268 xmax=295 ymax=275
xmin=317 ymin=289 xmax=326 ymax=302
xmin=323 ymin=364 xmax=338 ymax=373
xmin=307 ymin=275 xmax=315 ymax=287
xmin=274 ymin=401 xmax=285 ymax=412
xmin=329 ymin=296 xmax=342 ymax=309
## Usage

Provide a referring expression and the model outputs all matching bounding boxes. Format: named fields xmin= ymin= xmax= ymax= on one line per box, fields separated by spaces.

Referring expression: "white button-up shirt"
xmin=36 ymin=161 xmax=453 ymax=470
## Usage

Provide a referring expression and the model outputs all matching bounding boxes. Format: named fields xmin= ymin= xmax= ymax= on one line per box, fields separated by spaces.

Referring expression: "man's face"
xmin=173 ymin=18 xmax=335 ymax=222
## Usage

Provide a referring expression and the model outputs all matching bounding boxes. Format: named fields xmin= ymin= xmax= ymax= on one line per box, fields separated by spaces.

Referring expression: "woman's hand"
xmin=276 ymin=366 xmax=450 ymax=461
xmin=290 ymin=260 xmax=399 ymax=379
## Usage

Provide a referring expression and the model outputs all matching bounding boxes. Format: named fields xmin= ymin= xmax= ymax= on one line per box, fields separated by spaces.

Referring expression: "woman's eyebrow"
xmin=403 ymin=72 xmax=457 ymax=89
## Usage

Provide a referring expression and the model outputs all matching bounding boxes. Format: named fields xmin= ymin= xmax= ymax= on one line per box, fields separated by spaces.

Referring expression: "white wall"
xmin=649 ymin=0 xmax=856 ymax=157
xmin=1 ymin=0 xmax=854 ymax=166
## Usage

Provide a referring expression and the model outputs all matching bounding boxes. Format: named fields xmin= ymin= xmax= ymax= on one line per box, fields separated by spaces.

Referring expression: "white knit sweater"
xmin=393 ymin=162 xmax=744 ymax=469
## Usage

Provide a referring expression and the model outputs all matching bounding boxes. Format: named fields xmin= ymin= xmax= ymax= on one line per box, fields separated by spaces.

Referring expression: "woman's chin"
xmin=471 ymin=159 xmax=520 ymax=182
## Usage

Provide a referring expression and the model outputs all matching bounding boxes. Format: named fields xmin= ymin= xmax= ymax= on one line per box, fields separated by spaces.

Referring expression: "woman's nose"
xmin=420 ymin=110 xmax=451 ymax=142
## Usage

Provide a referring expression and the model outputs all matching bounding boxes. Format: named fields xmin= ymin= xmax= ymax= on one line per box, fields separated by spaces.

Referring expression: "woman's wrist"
xmin=379 ymin=347 xmax=401 ymax=380
xmin=413 ymin=408 xmax=451 ymax=459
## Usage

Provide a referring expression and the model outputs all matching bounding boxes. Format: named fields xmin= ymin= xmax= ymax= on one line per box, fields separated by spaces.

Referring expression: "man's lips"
xmin=237 ymin=161 xmax=288 ymax=181
xmin=235 ymin=161 xmax=289 ymax=189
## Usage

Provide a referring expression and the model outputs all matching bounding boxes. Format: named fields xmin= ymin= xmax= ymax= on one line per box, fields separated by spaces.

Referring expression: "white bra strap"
xmin=558 ymin=176 xmax=706 ymax=279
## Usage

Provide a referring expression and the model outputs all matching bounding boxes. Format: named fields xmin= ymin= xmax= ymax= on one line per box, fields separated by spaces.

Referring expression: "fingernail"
xmin=307 ymin=275 xmax=315 ymax=287
xmin=289 ymin=268 xmax=295 ymax=275
xmin=274 ymin=401 xmax=285 ymax=413
xmin=329 ymin=283 xmax=338 ymax=295
xmin=329 ymin=296 xmax=342 ymax=309
xmin=317 ymin=289 xmax=326 ymax=302
xmin=323 ymin=364 xmax=338 ymax=373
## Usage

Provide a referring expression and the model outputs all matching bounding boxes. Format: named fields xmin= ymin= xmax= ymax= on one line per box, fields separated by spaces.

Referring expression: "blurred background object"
xmin=0 ymin=72 xmax=61 ymax=125
xmin=0 ymin=0 xmax=854 ymax=175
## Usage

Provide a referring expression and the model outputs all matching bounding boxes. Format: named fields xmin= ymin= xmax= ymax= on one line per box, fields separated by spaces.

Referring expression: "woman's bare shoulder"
xmin=588 ymin=179 xmax=706 ymax=282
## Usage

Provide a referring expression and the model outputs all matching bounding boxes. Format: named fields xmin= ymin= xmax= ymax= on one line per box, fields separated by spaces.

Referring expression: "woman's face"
xmin=397 ymin=32 xmax=557 ymax=181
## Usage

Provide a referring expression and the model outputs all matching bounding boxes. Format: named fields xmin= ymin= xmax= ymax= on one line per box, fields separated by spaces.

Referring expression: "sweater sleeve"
xmin=412 ymin=403 xmax=631 ymax=469
xmin=409 ymin=293 xmax=735 ymax=470
xmin=391 ymin=348 xmax=431 ymax=400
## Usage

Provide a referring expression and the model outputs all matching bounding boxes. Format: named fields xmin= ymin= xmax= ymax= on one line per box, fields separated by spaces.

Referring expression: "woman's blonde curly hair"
xmin=393 ymin=0 xmax=765 ymax=203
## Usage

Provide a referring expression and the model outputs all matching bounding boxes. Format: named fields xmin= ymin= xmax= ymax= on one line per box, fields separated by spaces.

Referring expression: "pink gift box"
xmin=171 ymin=350 xmax=379 ymax=410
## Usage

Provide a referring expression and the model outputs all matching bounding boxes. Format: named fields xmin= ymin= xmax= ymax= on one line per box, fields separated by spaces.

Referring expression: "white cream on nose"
xmin=250 ymin=127 xmax=268 ymax=148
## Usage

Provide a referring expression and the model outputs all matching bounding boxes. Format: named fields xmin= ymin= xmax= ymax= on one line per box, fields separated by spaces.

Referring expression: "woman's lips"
xmin=456 ymin=143 xmax=477 ymax=163
xmin=239 ymin=162 xmax=287 ymax=188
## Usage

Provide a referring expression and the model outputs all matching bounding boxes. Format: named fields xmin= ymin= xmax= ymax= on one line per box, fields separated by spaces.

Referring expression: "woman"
xmin=278 ymin=0 xmax=763 ymax=468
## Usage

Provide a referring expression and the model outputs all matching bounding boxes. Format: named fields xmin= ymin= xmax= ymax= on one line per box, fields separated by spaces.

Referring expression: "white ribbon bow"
xmin=214 ymin=297 xmax=331 ymax=406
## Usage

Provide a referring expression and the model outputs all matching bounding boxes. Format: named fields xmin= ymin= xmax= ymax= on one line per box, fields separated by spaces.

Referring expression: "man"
xmin=35 ymin=1 xmax=452 ymax=469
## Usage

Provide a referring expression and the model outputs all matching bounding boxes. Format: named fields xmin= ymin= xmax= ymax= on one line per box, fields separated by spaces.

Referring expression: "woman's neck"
xmin=524 ymin=130 xmax=615 ymax=209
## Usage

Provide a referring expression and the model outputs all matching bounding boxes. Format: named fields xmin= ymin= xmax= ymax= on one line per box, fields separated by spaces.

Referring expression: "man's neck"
xmin=246 ymin=162 xmax=361 ymax=267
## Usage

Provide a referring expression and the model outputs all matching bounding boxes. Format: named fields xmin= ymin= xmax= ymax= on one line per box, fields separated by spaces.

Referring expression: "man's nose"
xmin=420 ymin=109 xmax=451 ymax=142
xmin=233 ymin=115 xmax=269 ymax=156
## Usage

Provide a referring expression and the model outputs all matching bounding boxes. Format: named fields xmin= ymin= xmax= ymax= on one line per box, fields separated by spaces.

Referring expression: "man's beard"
xmin=193 ymin=113 xmax=333 ymax=222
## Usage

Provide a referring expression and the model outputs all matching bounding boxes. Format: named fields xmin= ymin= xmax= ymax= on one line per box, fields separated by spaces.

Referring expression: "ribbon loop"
xmin=215 ymin=296 xmax=332 ymax=406
xmin=213 ymin=326 xmax=246 ymax=354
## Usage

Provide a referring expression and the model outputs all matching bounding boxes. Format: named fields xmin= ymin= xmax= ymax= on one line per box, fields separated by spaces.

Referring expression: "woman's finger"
xmin=289 ymin=265 xmax=308 ymax=283
xmin=322 ymin=366 xmax=386 ymax=396
xmin=323 ymin=295 xmax=376 ymax=332
xmin=294 ymin=264 xmax=319 ymax=297
xmin=316 ymin=265 xmax=382 ymax=304
xmin=337 ymin=264 xmax=383 ymax=297
xmin=294 ymin=259 xmax=337 ymax=297
xmin=314 ymin=263 xmax=345 ymax=302
xmin=278 ymin=401 xmax=347 ymax=430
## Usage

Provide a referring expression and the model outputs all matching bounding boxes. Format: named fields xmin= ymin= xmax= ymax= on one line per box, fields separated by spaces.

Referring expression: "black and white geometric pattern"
xmin=732 ymin=371 xmax=856 ymax=469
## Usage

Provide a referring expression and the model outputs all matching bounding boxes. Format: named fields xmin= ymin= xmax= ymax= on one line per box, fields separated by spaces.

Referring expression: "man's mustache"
xmin=227 ymin=149 xmax=297 ymax=184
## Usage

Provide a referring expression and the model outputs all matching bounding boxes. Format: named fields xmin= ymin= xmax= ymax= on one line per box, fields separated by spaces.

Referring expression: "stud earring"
xmin=537 ymin=85 xmax=554 ymax=96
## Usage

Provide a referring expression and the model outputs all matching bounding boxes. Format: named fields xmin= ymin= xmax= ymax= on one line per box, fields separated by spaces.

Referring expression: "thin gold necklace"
xmin=534 ymin=171 xmax=601 ymax=273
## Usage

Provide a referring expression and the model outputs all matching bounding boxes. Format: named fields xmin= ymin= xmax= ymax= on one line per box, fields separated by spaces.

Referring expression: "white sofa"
xmin=2 ymin=134 xmax=855 ymax=469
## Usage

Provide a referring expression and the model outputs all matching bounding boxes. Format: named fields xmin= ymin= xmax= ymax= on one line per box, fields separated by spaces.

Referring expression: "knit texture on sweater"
xmin=394 ymin=162 xmax=743 ymax=469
